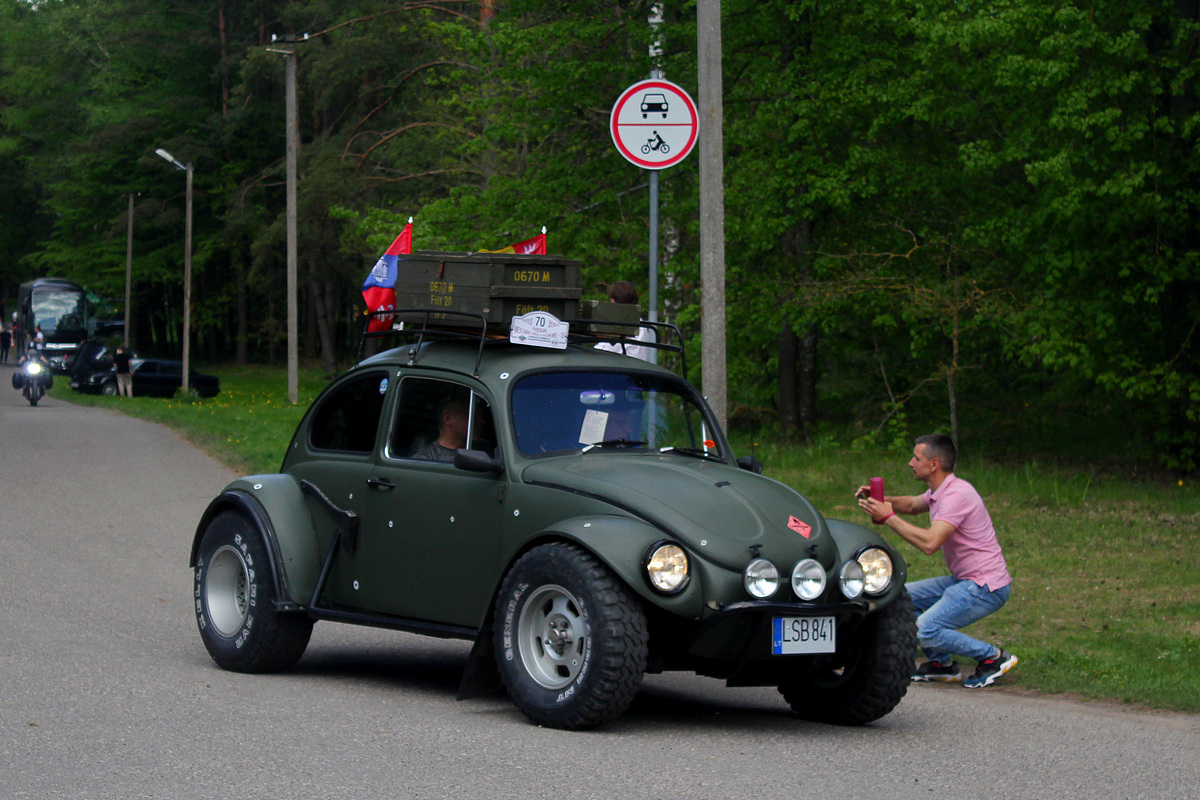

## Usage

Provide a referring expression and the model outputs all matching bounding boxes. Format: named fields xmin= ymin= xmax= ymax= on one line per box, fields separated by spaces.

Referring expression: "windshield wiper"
xmin=659 ymin=446 xmax=722 ymax=461
xmin=582 ymin=438 xmax=647 ymax=453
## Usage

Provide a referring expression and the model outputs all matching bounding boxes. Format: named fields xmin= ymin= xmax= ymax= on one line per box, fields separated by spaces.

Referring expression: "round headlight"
xmin=26 ymin=362 xmax=43 ymax=375
xmin=838 ymin=560 xmax=865 ymax=599
xmin=790 ymin=558 xmax=826 ymax=601
xmin=857 ymin=548 xmax=894 ymax=595
xmin=646 ymin=543 xmax=689 ymax=593
xmin=743 ymin=558 xmax=780 ymax=598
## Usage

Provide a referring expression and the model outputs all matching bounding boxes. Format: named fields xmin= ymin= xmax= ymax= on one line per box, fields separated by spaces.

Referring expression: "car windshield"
xmin=511 ymin=371 xmax=722 ymax=459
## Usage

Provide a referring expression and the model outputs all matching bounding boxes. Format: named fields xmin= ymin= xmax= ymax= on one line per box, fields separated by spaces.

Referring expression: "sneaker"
xmin=963 ymin=649 xmax=1018 ymax=688
xmin=912 ymin=660 xmax=962 ymax=682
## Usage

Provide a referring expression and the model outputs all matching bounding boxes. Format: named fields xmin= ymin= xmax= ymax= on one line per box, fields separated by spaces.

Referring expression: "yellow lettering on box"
xmin=512 ymin=270 xmax=552 ymax=283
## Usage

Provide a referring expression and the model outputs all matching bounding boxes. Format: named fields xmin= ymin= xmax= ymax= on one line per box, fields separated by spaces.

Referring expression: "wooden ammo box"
xmin=392 ymin=251 xmax=581 ymax=328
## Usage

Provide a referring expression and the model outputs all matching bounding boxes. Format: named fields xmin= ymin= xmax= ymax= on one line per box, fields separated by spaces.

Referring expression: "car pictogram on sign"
xmin=641 ymin=93 xmax=668 ymax=118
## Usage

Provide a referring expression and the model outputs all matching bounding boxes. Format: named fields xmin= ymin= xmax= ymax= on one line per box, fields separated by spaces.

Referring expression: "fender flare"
xmin=458 ymin=514 xmax=705 ymax=702
xmin=516 ymin=515 xmax=711 ymax=621
xmin=191 ymin=475 xmax=323 ymax=609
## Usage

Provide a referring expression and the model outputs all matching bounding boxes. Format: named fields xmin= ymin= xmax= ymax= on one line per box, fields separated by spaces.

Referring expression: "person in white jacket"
xmin=593 ymin=281 xmax=654 ymax=362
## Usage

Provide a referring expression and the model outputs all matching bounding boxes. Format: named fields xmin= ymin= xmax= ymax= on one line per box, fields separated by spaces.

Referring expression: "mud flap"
xmin=456 ymin=624 xmax=504 ymax=700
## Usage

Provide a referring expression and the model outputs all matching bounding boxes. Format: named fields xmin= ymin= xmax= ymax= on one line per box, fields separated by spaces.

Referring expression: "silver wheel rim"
xmin=516 ymin=584 xmax=587 ymax=690
xmin=206 ymin=544 xmax=249 ymax=637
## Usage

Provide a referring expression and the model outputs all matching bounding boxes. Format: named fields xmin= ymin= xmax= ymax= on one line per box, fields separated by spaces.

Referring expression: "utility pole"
xmin=285 ymin=45 xmax=298 ymax=404
xmin=124 ymin=193 xmax=135 ymax=348
xmin=183 ymin=162 xmax=193 ymax=393
xmin=269 ymin=33 xmax=308 ymax=404
xmin=697 ymin=0 xmax=727 ymax=429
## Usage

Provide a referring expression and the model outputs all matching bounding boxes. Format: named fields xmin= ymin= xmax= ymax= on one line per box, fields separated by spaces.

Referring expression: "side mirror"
xmin=454 ymin=448 xmax=505 ymax=475
xmin=736 ymin=455 xmax=764 ymax=474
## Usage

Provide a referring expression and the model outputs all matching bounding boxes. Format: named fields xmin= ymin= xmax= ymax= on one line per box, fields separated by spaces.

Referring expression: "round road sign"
xmin=610 ymin=79 xmax=699 ymax=170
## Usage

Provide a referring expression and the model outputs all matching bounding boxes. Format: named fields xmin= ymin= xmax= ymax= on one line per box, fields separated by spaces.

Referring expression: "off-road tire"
xmin=194 ymin=509 xmax=313 ymax=673
xmin=494 ymin=542 xmax=648 ymax=730
xmin=779 ymin=590 xmax=917 ymax=725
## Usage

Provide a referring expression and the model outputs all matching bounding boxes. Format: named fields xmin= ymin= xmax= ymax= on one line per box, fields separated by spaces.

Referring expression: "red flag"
xmin=361 ymin=221 xmax=412 ymax=332
xmin=510 ymin=231 xmax=546 ymax=255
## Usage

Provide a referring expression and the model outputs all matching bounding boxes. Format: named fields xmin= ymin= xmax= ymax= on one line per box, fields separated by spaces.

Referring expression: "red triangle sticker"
xmin=787 ymin=515 xmax=812 ymax=538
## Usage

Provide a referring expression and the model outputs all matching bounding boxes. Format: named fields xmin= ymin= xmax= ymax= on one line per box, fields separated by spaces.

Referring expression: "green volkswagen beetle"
xmin=190 ymin=319 xmax=916 ymax=730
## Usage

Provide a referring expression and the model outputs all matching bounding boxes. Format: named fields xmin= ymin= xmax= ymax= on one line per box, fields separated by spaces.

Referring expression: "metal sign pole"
xmin=611 ymin=71 xmax=696 ymax=369
xmin=648 ymin=13 xmax=663 ymax=337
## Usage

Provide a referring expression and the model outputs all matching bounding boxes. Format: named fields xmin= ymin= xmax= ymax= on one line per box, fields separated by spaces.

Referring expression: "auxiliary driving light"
xmin=744 ymin=558 xmax=780 ymax=598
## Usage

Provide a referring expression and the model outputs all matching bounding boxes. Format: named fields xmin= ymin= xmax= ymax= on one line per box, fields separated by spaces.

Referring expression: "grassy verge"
xmin=53 ymin=368 xmax=1200 ymax=714
xmin=736 ymin=434 xmax=1200 ymax=714
xmin=50 ymin=363 xmax=330 ymax=474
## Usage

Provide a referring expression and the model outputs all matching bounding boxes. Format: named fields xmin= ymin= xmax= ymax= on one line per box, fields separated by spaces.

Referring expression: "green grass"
xmin=52 ymin=369 xmax=1200 ymax=714
xmin=50 ymin=363 xmax=331 ymax=474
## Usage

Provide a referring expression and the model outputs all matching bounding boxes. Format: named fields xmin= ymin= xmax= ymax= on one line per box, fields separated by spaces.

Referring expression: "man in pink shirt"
xmin=857 ymin=433 xmax=1017 ymax=688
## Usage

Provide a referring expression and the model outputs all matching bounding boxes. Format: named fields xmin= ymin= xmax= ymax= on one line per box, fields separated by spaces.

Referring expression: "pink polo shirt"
xmin=922 ymin=474 xmax=1011 ymax=590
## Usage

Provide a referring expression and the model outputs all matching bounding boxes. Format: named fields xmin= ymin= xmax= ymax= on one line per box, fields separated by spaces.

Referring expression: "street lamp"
xmin=154 ymin=147 xmax=193 ymax=394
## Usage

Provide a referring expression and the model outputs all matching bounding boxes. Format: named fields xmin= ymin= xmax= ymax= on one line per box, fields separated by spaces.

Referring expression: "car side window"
xmin=309 ymin=370 xmax=390 ymax=453
xmin=388 ymin=377 xmax=495 ymax=461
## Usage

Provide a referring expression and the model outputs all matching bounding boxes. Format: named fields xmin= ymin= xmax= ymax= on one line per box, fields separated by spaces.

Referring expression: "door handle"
xmin=366 ymin=476 xmax=396 ymax=491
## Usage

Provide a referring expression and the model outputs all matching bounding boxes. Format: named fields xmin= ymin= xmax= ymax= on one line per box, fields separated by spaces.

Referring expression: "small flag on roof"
xmin=361 ymin=218 xmax=412 ymax=332
xmin=480 ymin=227 xmax=547 ymax=255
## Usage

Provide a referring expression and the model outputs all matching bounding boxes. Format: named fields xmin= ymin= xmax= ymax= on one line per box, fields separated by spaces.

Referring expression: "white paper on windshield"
xmin=579 ymin=409 xmax=609 ymax=445
xmin=510 ymin=312 xmax=568 ymax=349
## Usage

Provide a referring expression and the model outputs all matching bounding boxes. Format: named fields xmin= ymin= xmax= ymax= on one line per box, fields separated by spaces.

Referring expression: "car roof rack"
xmin=562 ymin=318 xmax=688 ymax=377
xmin=356 ymin=310 xmax=688 ymax=378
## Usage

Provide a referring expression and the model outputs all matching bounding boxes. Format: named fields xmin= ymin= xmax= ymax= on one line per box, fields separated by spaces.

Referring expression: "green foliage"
xmin=3 ymin=0 xmax=1199 ymax=471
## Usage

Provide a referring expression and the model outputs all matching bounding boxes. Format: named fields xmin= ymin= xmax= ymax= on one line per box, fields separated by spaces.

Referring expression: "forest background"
xmin=1 ymin=0 xmax=1197 ymax=473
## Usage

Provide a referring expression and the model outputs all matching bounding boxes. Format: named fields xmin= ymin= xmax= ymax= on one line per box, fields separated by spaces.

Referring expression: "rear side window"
xmin=309 ymin=370 xmax=390 ymax=453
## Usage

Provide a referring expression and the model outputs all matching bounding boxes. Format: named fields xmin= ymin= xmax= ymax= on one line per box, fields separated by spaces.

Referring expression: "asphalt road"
xmin=2 ymin=367 xmax=1197 ymax=800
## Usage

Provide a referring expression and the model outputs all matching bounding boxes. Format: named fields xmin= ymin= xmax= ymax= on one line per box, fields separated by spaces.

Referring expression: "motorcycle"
xmin=12 ymin=350 xmax=53 ymax=406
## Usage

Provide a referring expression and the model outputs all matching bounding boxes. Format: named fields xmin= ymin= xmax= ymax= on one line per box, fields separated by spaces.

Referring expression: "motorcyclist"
xmin=13 ymin=347 xmax=53 ymax=406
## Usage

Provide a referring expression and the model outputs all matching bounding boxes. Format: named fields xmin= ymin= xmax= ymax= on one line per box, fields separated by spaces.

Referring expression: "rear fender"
xmin=191 ymin=475 xmax=322 ymax=608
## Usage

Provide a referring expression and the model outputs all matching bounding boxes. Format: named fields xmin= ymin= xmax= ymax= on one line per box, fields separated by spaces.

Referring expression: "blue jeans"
xmin=908 ymin=576 xmax=1011 ymax=663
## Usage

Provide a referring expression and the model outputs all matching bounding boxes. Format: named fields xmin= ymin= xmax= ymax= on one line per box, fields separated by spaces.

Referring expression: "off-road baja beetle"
xmin=190 ymin=251 xmax=917 ymax=730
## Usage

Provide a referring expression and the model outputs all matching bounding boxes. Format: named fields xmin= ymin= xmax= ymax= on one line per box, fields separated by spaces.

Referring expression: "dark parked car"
xmin=71 ymin=357 xmax=220 ymax=398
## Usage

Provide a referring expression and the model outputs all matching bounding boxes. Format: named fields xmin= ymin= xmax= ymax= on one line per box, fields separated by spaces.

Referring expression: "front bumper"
xmin=649 ymin=598 xmax=879 ymax=684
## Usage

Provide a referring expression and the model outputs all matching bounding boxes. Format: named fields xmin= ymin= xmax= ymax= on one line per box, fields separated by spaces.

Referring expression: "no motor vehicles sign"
xmin=610 ymin=79 xmax=699 ymax=170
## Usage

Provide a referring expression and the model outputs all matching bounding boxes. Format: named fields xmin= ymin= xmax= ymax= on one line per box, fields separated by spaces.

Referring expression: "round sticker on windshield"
xmin=378 ymin=377 xmax=389 ymax=395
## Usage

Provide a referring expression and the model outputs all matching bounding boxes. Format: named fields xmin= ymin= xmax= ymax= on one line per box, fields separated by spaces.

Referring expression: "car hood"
xmin=521 ymin=456 xmax=836 ymax=568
